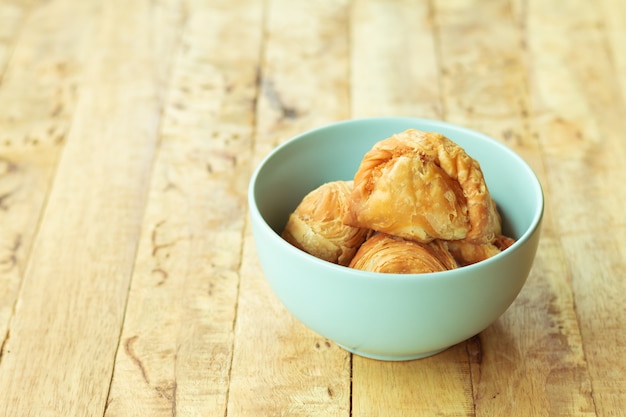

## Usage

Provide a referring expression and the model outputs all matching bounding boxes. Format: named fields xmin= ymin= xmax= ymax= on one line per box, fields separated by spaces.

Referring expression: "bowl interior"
xmin=252 ymin=117 xmax=543 ymax=243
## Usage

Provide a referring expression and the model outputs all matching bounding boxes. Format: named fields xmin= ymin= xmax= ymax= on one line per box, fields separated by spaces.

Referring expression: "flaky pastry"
xmin=282 ymin=181 xmax=370 ymax=266
xmin=446 ymin=234 xmax=516 ymax=266
xmin=344 ymin=129 xmax=501 ymax=244
xmin=349 ymin=233 xmax=458 ymax=274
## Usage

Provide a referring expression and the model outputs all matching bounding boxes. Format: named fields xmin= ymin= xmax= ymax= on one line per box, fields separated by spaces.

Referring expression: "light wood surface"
xmin=1 ymin=0 xmax=625 ymax=415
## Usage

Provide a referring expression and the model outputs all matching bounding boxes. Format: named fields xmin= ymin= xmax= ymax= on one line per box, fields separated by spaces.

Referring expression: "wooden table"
xmin=1 ymin=0 xmax=625 ymax=415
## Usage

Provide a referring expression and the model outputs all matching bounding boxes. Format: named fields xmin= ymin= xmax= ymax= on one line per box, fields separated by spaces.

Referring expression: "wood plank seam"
xmin=222 ymin=3 xmax=269 ymax=416
xmin=0 ymin=2 xmax=29 ymax=84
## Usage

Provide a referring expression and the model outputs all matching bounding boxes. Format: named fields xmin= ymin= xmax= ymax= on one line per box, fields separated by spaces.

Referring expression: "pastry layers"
xmin=281 ymin=180 xmax=370 ymax=266
xmin=343 ymin=129 xmax=501 ymax=244
xmin=447 ymin=234 xmax=516 ymax=266
xmin=281 ymin=129 xmax=515 ymax=273
xmin=349 ymin=233 xmax=458 ymax=274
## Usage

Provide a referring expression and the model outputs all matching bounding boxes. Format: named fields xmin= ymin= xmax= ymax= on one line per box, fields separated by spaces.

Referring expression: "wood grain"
xmin=527 ymin=0 xmax=626 ymax=234
xmin=0 ymin=1 xmax=625 ymax=416
xmin=433 ymin=1 xmax=595 ymax=415
xmin=0 ymin=1 xmax=23 ymax=74
xmin=104 ymin=1 xmax=263 ymax=416
xmin=0 ymin=0 xmax=175 ymax=414
xmin=252 ymin=0 xmax=351 ymax=161
xmin=473 ymin=237 xmax=595 ymax=416
xmin=353 ymin=347 xmax=474 ymax=416
xmin=350 ymin=0 xmax=442 ymax=119
xmin=227 ymin=1 xmax=352 ymax=416
xmin=562 ymin=229 xmax=626 ymax=415
xmin=601 ymin=0 xmax=626 ymax=101
xmin=0 ymin=0 xmax=98 ymax=373
xmin=525 ymin=3 xmax=626 ymax=412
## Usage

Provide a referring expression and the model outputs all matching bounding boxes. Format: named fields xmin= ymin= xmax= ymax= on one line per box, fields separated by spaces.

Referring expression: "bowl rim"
xmin=248 ymin=116 xmax=544 ymax=282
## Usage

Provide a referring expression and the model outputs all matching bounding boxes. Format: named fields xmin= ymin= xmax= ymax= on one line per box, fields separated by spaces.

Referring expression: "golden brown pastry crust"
xmin=349 ymin=233 xmax=458 ymax=274
xmin=446 ymin=240 xmax=501 ymax=266
xmin=344 ymin=129 xmax=501 ymax=244
xmin=494 ymin=234 xmax=516 ymax=251
xmin=282 ymin=181 xmax=370 ymax=266
xmin=427 ymin=239 xmax=460 ymax=271
xmin=446 ymin=235 xmax=516 ymax=266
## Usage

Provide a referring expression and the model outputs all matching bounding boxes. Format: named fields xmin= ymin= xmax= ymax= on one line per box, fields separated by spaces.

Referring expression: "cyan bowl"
xmin=248 ymin=117 xmax=544 ymax=361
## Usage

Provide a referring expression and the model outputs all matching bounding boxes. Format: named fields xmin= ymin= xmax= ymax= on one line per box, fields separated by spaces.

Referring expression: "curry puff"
xmin=446 ymin=234 xmax=516 ymax=266
xmin=343 ymin=129 xmax=502 ymax=244
xmin=349 ymin=233 xmax=458 ymax=274
xmin=282 ymin=180 xmax=370 ymax=266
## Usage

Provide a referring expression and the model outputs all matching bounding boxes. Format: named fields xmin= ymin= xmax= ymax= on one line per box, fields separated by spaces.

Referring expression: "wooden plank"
xmin=353 ymin=347 xmax=474 ymax=417
xmin=526 ymin=1 xmax=626 ymax=412
xmin=0 ymin=1 xmax=24 ymax=74
xmin=526 ymin=0 xmax=626 ymax=235
xmin=478 ymin=0 xmax=626 ymax=414
xmin=251 ymin=0 xmax=352 ymax=163
xmin=592 ymin=7 xmax=626 ymax=411
xmin=0 ymin=0 xmax=99 ymax=363
xmin=473 ymin=237 xmax=595 ymax=416
xmin=103 ymin=1 xmax=264 ymax=416
xmin=0 ymin=0 xmax=180 ymax=414
xmin=232 ymin=234 xmax=351 ymax=417
xmin=561 ymin=229 xmax=626 ymax=415
xmin=433 ymin=0 xmax=596 ymax=414
xmin=349 ymin=1 xmax=474 ymax=416
xmin=228 ymin=1 xmax=352 ymax=416
xmin=600 ymin=0 xmax=626 ymax=102
xmin=434 ymin=0 xmax=544 ymax=176
xmin=350 ymin=0 xmax=442 ymax=119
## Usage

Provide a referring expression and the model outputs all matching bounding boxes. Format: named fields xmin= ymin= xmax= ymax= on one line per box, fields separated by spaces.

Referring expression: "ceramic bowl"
xmin=248 ymin=117 xmax=543 ymax=361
